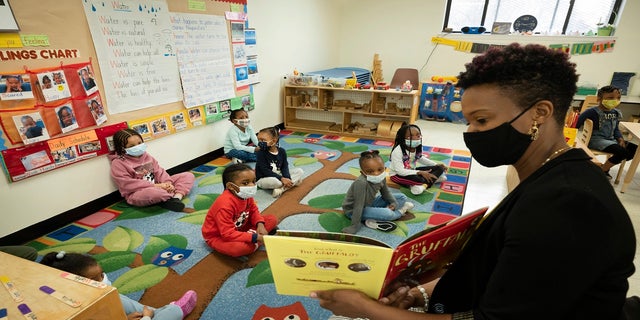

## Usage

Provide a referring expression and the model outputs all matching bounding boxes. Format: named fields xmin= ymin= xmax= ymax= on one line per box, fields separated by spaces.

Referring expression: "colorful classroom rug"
xmin=26 ymin=131 xmax=472 ymax=320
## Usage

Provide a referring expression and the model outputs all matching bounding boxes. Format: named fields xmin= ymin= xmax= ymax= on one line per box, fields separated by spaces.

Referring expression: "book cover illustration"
xmin=13 ymin=112 xmax=50 ymax=145
xmin=265 ymin=207 xmax=488 ymax=299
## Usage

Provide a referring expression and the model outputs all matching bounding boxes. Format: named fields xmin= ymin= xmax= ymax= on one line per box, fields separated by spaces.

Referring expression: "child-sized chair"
xmin=578 ymin=118 xmax=626 ymax=184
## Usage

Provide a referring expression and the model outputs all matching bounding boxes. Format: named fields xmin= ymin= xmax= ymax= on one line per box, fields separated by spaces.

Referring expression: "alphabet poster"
xmin=82 ymin=0 xmax=183 ymax=114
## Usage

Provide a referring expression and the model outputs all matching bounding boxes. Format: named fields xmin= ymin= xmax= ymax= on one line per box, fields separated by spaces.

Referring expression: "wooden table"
xmin=0 ymin=252 xmax=126 ymax=319
xmin=619 ymin=121 xmax=640 ymax=193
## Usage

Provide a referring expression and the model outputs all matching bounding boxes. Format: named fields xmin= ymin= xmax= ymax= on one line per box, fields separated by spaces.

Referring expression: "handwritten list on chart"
xmin=82 ymin=0 xmax=183 ymax=114
xmin=170 ymin=13 xmax=235 ymax=108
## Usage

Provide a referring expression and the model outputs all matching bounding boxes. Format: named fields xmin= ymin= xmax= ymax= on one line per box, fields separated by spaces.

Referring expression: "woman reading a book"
xmin=310 ymin=43 xmax=636 ymax=319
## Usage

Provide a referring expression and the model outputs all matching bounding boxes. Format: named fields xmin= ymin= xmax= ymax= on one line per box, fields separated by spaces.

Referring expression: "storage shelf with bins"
xmin=283 ymin=85 xmax=419 ymax=140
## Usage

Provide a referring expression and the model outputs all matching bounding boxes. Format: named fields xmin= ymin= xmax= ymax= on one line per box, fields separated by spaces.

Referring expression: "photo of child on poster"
xmin=1 ymin=74 xmax=35 ymax=100
xmin=38 ymin=70 xmax=71 ymax=102
xmin=86 ymin=96 xmax=107 ymax=125
xmin=13 ymin=112 xmax=50 ymax=144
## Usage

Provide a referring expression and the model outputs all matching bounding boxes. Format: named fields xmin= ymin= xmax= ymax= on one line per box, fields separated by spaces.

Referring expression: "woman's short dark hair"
xmin=457 ymin=43 xmax=579 ymax=125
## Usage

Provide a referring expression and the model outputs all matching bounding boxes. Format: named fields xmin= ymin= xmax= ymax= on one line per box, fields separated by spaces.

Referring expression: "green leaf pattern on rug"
xmin=293 ymin=157 xmax=317 ymax=166
xmin=141 ymin=234 xmax=189 ymax=265
xmin=342 ymin=144 xmax=369 ymax=153
xmin=284 ymin=147 xmax=313 ymax=156
xmin=318 ymin=211 xmax=351 ymax=232
xmin=177 ymin=210 xmax=207 ymax=225
xmin=114 ymin=203 xmax=169 ymax=221
xmin=317 ymin=211 xmax=409 ymax=237
xmin=400 ymin=187 xmax=435 ymax=204
xmin=193 ymin=193 xmax=220 ymax=211
xmin=348 ymin=166 xmax=361 ymax=177
xmin=198 ymin=173 xmax=222 ymax=187
xmin=93 ymin=251 xmax=137 ymax=273
xmin=308 ymin=194 xmax=345 ymax=209
xmin=112 ymin=264 xmax=169 ymax=294
xmin=38 ymin=238 xmax=96 ymax=255
xmin=103 ymin=226 xmax=144 ymax=252
xmin=246 ymin=259 xmax=274 ymax=287
xmin=282 ymin=137 xmax=305 ymax=144
xmin=426 ymin=153 xmax=451 ymax=162
xmin=322 ymin=141 xmax=345 ymax=150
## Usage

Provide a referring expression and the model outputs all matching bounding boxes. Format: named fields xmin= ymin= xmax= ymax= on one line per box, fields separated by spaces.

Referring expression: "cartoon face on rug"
xmin=251 ymin=301 xmax=309 ymax=320
xmin=311 ymin=150 xmax=337 ymax=160
xmin=151 ymin=246 xmax=193 ymax=267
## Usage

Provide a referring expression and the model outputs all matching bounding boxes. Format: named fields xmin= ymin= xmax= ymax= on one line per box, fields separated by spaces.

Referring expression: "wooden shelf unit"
xmin=283 ymin=85 xmax=419 ymax=140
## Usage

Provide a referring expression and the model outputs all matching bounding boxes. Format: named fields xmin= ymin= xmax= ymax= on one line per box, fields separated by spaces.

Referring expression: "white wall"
xmin=0 ymin=0 xmax=340 ymax=239
xmin=338 ymin=0 xmax=640 ymax=97
xmin=2 ymin=0 xmax=639 ymax=239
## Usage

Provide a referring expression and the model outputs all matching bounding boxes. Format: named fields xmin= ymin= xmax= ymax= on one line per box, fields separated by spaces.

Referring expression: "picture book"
xmin=264 ymin=206 xmax=488 ymax=299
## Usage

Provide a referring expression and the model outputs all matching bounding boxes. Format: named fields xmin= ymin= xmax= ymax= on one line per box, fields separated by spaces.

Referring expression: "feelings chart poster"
xmin=82 ymin=0 xmax=183 ymax=114
xmin=170 ymin=13 xmax=235 ymax=108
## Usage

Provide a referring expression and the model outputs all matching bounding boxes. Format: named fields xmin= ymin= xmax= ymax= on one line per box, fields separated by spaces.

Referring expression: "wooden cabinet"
xmin=283 ymin=85 xmax=419 ymax=140
xmin=0 ymin=252 xmax=126 ymax=320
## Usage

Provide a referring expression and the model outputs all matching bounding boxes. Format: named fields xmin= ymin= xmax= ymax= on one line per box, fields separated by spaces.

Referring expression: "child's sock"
xmin=173 ymin=193 xmax=184 ymax=200
xmin=171 ymin=290 xmax=197 ymax=318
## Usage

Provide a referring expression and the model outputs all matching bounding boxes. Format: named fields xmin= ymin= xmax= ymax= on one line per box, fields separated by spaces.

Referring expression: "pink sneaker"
xmin=171 ymin=290 xmax=197 ymax=318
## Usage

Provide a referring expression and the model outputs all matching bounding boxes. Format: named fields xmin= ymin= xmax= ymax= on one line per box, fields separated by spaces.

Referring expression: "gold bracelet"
xmin=417 ymin=285 xmax=429 ymax=312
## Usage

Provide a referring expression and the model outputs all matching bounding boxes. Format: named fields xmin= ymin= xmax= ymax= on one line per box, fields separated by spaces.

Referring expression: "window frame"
xmin=443 ymin=0 xmax=624 ymax=34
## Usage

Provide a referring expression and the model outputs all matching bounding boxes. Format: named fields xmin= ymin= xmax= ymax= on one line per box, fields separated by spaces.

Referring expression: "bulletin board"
xmin=0 ymin=0 xmax=256 ymax=182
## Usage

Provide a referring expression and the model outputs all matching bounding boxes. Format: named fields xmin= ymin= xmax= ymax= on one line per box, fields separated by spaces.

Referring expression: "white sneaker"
xmin=399 ymin=202 xmax=415 ymax=215
xmin=410 ymin=185 xmax=426 ymax=195
xmin=435 ymin=175 xmax=447 ymax=183
xmin=231 ymin=157 xmax=243 ymax=164
xmin=272 ymin=188 xmax=284 ymax=198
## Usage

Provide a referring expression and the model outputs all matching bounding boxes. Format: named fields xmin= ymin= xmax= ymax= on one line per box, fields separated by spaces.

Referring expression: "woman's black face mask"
xmin=463 ymin=102 xmax=537 ymax=167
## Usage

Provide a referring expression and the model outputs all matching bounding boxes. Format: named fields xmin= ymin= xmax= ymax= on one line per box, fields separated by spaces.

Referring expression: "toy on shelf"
xmin=430 ymin=75 xmax=458 ymax=83
xmin=375 ymin=82 xmax=390 ymax=90
xmin=401 ymin=80 xmax=413 ymax=92
xmin=419 ymin=82 xmax=464 ymax=123
xmin=371 ymin=54 xmax=384 ymax=85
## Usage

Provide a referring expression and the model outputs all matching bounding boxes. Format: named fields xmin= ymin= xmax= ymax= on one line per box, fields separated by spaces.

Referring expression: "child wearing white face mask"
xmin=389 ymin=124 xmax=447 ymax=195
xmin=41 ymin=251 xmax=197 ymax=320
xmin=223 ymin=108 xmax=260 ymax=164
xmin=341 ymin=150 xmax=414 ymax=234
xmin=201 ymin=164 xmax=279 ymax=257
xmin=109 ymin=129 xmax=195 ymax=213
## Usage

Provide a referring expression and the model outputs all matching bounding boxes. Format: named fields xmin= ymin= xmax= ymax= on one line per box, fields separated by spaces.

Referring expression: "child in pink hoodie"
xmin=109 ymin=128 xmax=195 ymax=212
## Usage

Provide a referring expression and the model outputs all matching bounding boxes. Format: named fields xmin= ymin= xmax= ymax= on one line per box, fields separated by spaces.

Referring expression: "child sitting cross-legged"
xmin=41 ymin=251 xmax=197 ymax=320
xmin=389 ymin=124 xmax=447 ymax=195
xmin=201 ymin=163 xmax=279 ymax=257
xmin=255 ymin=126 xmax=304 ymax=198
xmin=109 ymin=128 xmax=195 ymax=213
xmin=341 ymin=150 xmax=414 ymax=234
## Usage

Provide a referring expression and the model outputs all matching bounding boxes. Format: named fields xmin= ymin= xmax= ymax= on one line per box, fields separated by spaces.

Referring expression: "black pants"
xmin=391 ymin=165 xmax=445 ymax=188
xmin=602 ymin=142 xmax=637 ymax=164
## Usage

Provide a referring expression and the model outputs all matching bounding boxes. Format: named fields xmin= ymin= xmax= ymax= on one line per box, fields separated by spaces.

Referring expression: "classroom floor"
xmin=417 ymin=119 xmax=640 ymax=297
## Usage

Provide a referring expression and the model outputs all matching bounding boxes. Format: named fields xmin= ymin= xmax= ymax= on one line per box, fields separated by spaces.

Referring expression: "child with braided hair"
xmin=108 ymin=128 xmax=195 ymax=213
xmin=41 ymin=251 xmax=197 ymax=320
xmin=389 ymin=124 xmax=447 ymax=195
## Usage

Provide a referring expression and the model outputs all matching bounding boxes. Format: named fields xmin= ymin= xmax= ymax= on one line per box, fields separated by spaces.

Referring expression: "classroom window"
xmin=444 ymin=0 xmax=623 ymax=34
